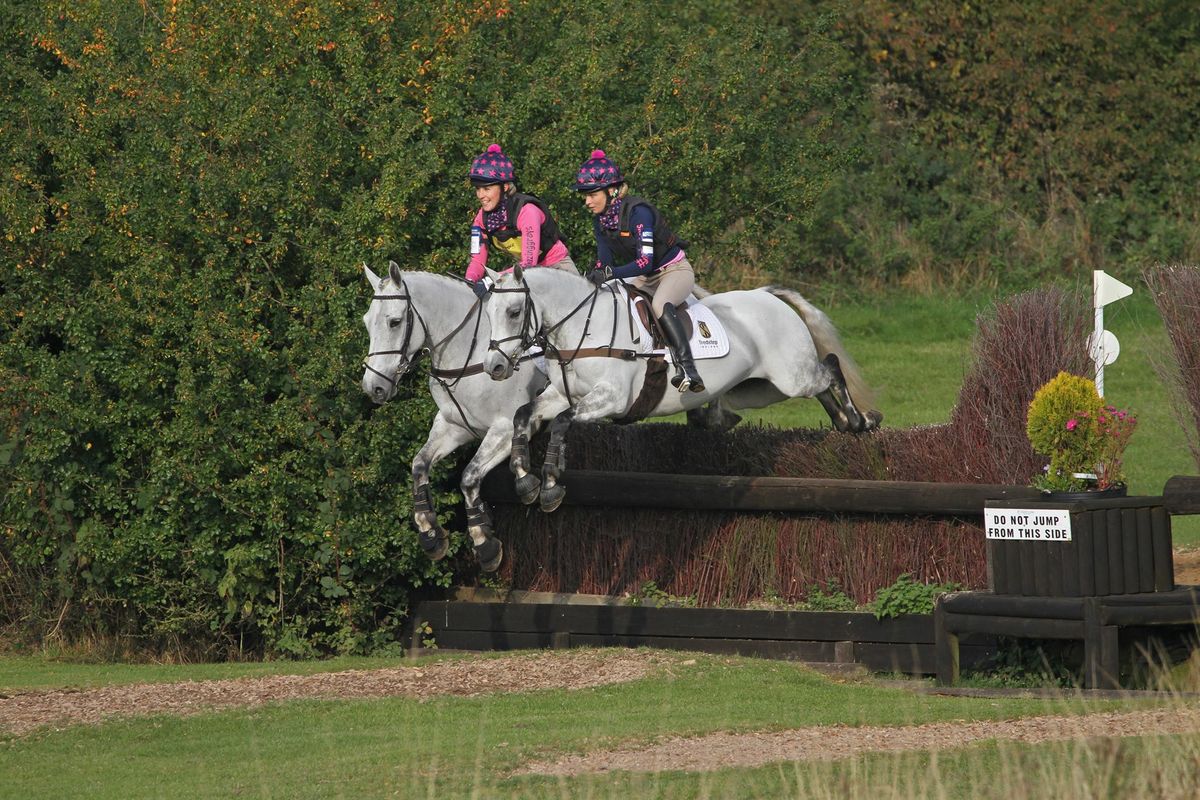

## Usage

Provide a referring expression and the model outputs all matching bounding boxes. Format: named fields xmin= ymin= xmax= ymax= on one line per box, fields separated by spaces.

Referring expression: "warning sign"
xmin=984 ymin=508 xmax=1072 ymax=542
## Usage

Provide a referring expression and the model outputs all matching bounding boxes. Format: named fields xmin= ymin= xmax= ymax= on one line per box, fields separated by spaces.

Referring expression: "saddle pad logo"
xmin=698 ymin=321 xmax=711 ymax=338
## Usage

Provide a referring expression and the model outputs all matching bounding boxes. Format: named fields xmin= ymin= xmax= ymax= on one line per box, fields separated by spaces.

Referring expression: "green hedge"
xmin=0 ymin=0 xmax=850 ymax=655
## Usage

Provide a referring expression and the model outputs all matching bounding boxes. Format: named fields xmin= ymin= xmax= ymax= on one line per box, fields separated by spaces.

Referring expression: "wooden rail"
xmin=483 ymin=468 xmax=1046 ymax=516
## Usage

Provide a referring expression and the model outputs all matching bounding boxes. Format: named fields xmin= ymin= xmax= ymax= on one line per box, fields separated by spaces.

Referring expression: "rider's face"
xmin=583 ymin=189 xmax=608 ymax=215
xmin=476 ymin=183 xmax=503 ymax=212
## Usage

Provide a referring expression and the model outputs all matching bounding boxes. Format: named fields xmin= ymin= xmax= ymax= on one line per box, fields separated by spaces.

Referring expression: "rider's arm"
xmin=608 ymin=205 xmax=656 ymax=279
xmin=465 ymin=209 xmax=488 ymax=282
xmin=515 ymin=203 xmax=545 ymax=268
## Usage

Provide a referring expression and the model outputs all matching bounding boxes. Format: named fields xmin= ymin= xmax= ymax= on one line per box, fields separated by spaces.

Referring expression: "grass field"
xmin=2 ymin=650 xmax=1189 ymax=800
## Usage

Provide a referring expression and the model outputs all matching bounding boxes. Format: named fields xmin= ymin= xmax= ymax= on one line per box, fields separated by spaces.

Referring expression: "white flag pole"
xmin=1091 ymin=270 xmax=1133 ymax=398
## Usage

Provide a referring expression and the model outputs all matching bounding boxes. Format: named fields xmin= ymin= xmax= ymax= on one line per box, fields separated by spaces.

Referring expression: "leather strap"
xmin=612 ymin=357 xmax=669 ymax=424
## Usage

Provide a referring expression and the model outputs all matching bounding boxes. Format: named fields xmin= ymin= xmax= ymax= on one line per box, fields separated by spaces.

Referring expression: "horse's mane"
xmin=382 ymin=269 xmax=472 ymax=292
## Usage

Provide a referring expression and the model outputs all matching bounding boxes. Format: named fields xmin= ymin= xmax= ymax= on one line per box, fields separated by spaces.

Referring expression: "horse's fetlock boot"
xmin=412 ymin=482 xmax=435 ymax=515
xmin=510 ymin=434 xmax=530 ymax=469
xmin=465 ymin=502 xmax=493 ymax=536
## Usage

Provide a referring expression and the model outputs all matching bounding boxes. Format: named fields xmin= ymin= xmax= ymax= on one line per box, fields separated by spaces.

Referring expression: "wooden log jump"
xmin=484 ymin=468 xmax=1044 ymax=516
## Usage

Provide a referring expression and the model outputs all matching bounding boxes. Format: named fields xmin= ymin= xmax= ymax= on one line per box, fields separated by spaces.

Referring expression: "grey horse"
xmin=360 ymin=261 xmax=564 ymax=571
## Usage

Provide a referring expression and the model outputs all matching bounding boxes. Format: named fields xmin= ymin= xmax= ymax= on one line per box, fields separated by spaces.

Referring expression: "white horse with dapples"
xmin=481 ymin=266 xmax=881 ymax=511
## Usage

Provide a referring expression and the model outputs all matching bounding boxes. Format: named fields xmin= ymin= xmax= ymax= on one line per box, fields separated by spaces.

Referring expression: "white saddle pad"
xmin=623 ymin=290 xmax=730 ymax=360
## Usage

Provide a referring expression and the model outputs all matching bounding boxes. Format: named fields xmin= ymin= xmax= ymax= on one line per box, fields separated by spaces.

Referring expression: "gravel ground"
xmin=0 ymin=649 xmax=667 ymax=737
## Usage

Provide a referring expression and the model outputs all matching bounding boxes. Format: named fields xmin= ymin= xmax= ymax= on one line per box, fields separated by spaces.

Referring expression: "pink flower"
xmin=1066 ymin=418 xmax=1078 ymax=431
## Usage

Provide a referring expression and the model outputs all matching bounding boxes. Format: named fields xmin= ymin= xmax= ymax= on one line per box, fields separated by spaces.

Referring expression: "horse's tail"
xmin=764 ymin=286 xmax=878 ymax=413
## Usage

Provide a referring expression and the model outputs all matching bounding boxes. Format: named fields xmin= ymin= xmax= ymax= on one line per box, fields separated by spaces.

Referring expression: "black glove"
xmin=586 ymin=267 xmax=612 ymax=286
xmin=472 ymin=277 xmax=493 ymax=298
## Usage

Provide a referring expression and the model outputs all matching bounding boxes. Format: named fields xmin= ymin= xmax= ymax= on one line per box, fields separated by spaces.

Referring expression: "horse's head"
xmin=361 ymin=261 xmax=427 ymax=404
xmin=482 ymin=265 xmax=536 ymax=381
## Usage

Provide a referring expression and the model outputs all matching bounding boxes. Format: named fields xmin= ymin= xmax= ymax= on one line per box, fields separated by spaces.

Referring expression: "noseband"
xmin=486 ymin=283 xmax=541 ymax=369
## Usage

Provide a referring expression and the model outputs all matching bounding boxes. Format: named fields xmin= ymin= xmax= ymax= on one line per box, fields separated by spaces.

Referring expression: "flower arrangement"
xmin=1026 ymin=371 xmax=1138 ymax=492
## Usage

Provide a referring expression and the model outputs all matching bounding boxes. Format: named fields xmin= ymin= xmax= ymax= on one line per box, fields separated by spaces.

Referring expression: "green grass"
xmin=673 ymin=289 xmax=1200 ymax=545
xmin=0 ymin=651 xmax=1158 ymax=800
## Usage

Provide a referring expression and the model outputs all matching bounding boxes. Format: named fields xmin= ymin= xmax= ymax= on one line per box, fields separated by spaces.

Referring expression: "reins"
xmin=487 ymin=278 xmax=660 ymax=408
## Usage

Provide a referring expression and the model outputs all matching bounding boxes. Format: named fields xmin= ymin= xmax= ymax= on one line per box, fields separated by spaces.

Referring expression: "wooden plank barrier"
xmin=472 ymin=467 xmax=1200 ymax=686
xmin=936 ymin=588 xmax=1200 ymax=689
xmin=483 ymin=468 xmax=1044 ymax=516
xmin=414 ymin=599 xmax=997 ymax=675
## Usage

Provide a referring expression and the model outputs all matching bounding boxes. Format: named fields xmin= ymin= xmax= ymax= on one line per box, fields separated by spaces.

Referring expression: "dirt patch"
xmin=518 ymin=706 xmax=1200 ymax=775
xmin=1174 ymin=547 xmax=1200 ymax=586
xmin=0 ymin=649 xmax=669 ymax=737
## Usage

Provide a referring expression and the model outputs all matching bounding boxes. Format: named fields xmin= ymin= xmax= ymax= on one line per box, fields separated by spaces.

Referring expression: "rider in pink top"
xmin=465 ymin=144 xmax=576 ymax=295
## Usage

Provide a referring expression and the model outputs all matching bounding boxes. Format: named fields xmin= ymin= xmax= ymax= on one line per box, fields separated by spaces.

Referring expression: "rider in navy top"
xmin=572 ymin=149 xmax=705 ymax=393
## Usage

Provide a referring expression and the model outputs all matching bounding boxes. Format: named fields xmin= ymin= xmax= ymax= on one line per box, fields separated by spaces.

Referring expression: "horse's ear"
xmin=485 ymin=267 xmax=500 ymax=282
xmin=387 ymin=260 xmax=403 ymax=285
xmin=513 ymin=264 xmax=523 ymax=282
xmin=363 ymin=262 xmax=381 ymax=290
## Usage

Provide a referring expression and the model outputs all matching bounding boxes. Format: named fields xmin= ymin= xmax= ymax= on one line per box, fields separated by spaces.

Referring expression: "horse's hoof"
xmin=475 ymin=538 xmax=503 ymax=573
xmin=418 ymin=530 xmax=448 ymax=561
xmin=540 ymin=483 xmax=566 ymax=513
xmin=865 ymin=410 xmax=883 ymax=430
xmin=515 ymin=473 xmax=542 ymax=505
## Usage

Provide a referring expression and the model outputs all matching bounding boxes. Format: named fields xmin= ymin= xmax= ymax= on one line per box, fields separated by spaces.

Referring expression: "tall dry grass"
xmin=1143 ymin=264 xmax=1200 ymax=472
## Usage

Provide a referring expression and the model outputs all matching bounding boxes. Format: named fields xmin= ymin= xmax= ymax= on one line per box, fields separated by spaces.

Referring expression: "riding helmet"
xmin=469 ymin=143 xmax=515 ymax=186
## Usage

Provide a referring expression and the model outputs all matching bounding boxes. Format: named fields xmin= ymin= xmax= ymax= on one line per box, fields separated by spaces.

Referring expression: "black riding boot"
xmin=659 ymin=303 xmax=705 ymax=393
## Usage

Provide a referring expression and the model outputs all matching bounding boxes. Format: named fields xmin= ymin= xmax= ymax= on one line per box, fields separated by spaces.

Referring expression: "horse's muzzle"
xmin=483 ymin=351 xmax=513 ymax=381
xmin=362 ymin=373 xmax=396 ymax=404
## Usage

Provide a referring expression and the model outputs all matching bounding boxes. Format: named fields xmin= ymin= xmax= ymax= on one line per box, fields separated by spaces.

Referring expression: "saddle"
xmin=625 ymin=285 xmax=691 ymax=349
xmin=622 ymin=286 xmax=730 ymax=360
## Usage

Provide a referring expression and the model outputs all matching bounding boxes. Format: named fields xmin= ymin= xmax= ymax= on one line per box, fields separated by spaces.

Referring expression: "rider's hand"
xmin=586 ymin=267 xmax=612 ymax=286
xmin=472 ymin=276 xmax=494 ymax=298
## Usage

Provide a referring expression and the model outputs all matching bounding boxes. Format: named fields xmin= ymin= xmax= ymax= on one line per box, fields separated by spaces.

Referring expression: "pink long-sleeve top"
xmin=465 ymin=203 xmax=569 ymax=282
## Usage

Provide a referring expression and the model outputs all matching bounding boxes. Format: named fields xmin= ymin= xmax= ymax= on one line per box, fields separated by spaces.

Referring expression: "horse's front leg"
xmin=460 ymin=424 xmax=516 ymax=573
xmin=510 ymin=385 xmax=570 ymax=505
xmin=538 ymin=407 xmax=575 ymax=513
xmin=538 ymin=384 xmax=625 ymax=513
xmin=412 ymin=415 xmax=475 ymax=560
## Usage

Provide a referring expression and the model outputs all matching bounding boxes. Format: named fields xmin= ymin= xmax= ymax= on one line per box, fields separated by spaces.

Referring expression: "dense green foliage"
xmin=3 ymin=0 xmax=1198 ymax=654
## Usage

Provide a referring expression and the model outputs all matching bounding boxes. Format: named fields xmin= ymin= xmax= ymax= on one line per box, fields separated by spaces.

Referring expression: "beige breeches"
xmin=631 ymin=256 xmax=695 ymax=317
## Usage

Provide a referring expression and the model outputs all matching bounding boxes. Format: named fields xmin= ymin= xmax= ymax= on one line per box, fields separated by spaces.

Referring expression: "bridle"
xmin=362 ymin=275 xmax=429 ymax=391
xmin=364 ymin=273 xmax=514 ymax=438
xmin=485 ymin=281 xmax=541 ymax=372
xmin=487 ymin=275 xmax=645 ymax=404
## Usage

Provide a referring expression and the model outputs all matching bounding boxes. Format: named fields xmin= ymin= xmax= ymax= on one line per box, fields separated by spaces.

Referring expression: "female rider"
xmin=466 ymin=144 xmax=576 ymax=296
xmin=572 ymin=149 xmax=704 ymax=393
